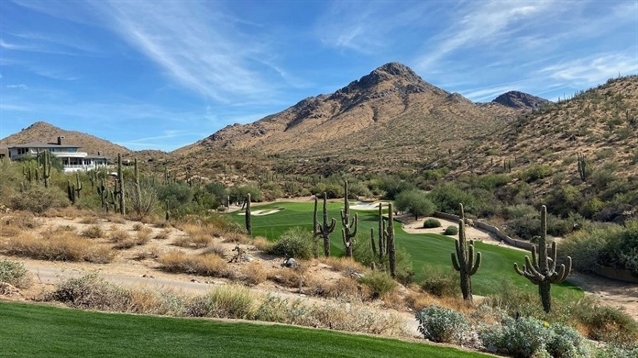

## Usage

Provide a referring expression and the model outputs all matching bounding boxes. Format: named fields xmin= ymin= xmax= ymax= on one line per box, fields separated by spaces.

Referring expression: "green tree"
xmin=395 ymin=189 xmax=436 ymax=220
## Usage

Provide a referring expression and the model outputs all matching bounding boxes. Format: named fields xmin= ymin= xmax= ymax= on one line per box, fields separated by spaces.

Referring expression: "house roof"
xmin=6 ymin=143 xmax=81 ymax=149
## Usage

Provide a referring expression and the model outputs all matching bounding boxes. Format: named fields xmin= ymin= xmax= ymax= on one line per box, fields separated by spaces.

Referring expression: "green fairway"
xmin=0 ymin=301 xmax=488 ymax=358
xmin=233 ymin=202 xmax=581 ymax=299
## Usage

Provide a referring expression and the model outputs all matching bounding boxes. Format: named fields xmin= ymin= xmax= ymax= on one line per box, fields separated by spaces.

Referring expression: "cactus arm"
xmin=470 ymin=252 xmax=481 ymax=275
xmin=451 ymin=253 xmax=461 ymax=271
xmin=370 ymin=228 xmax=377 ymax=256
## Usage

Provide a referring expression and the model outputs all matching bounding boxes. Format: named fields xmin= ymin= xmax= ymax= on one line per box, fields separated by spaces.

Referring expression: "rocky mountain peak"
xmin=492 ymin=91 xmax=551 ymax=110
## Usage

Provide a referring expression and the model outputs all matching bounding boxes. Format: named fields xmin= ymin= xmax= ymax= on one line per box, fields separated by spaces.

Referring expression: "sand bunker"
xmin=237 ymin=208 xmax=283 ymax=216
xmin=349 ymin=201 xmax=384 ymax=211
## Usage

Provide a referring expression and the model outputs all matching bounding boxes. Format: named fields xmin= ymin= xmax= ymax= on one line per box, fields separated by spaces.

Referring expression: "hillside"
xmin=0 ymin=121 xmax=132 ymax=158
xmin=491 ymin=91 xmax=551 ymax=110
xmin=450 ymin=75 xmax=638 ymax=212
xmin=177 ymin=63 xmax=537 ymax=174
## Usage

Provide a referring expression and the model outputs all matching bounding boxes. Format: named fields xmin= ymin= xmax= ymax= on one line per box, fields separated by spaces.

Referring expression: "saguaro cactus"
xmin=74 ymin=172 xmax=83 ymax=200
xmin=577 ymin=153 xmax=589 ymax=182
xmin=42 ymin=151 xmax=51 ymax=188
xmin=451 ymin=203 xmax=481 ymax=302
xmin=385 ymin=203 xmax=396 ymax=278
xmin=340 ymin=181 xmax=358 ymax=258
xmin=514 ymin=205 xmax=572 ymax=313
xmin=314 ymin=192 xmax=336 ymax=257
xmin=245 ymin=193 xmax=252 ymax=236
xmin=116 ymin=153 xmax=125 ymax=215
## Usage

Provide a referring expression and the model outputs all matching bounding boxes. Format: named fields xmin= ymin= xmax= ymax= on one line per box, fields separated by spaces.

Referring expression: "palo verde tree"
xmin=395 ymin=189 xmax=436 ymax=220
xmin=451 ymin=203 xmax=481 ymax=302
xmin=514 ymin=205 xmax=572 ymax=313
xmin=340 ymin=180 xmax=358 ymax=258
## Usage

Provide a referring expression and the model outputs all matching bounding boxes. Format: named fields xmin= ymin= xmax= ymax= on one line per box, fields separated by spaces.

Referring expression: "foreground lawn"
xmin=233 ymin=201 xmax=582 ymax=299
xmin=0 ymin=302 xmax=487 ymax=357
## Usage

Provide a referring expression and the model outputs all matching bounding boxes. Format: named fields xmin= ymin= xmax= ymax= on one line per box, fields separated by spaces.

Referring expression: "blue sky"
xmin=1 ymin=0 xmax=637 ymax=151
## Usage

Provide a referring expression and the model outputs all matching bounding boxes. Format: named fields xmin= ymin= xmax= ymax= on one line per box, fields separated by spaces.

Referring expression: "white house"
xmin=6 ymin=136 xmax=109 ymax=173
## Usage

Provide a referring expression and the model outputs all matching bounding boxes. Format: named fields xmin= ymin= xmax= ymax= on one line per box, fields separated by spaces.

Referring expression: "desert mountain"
xmin=183 ymin=62 xmax=529 ymax=172
xmin=0 ymin=121 xmax=132 ymax=158
xmin=492 ymin=91 xmax=551 ymax=110
xmin=452 ymin=75 xmax=638 ymax=180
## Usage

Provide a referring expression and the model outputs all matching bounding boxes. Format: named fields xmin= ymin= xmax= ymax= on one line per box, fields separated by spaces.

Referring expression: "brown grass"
xmin=132 ymin=223 xmax=145 ymax=231
xmin=241 ymin=261 xmax=268 ymax=286
xmin=320 ymin=257 xmax=369 ymax=276
xmin=222 ymin=232 xmax=251 ymax=244
xmin=173 ymin=224 xmax=212 ymax=248
xmin=81 ymin=225 xmax=104 ymax=238
xmin=79 ymin=216 xmax=100 ymax=225
xmin=109 ymin=229 xmax=131 ymax=242
xmin=158 ymin=250 xmax=229 ymax=277
xmin=1 ymin=232 xmax=115 ymax=263
xmin=153 ymin=229 xmax=171 ymax=241
xmin=252 ymin=237 xmax=272 ymax=251
xmin=133 ymin=245 xmax=160 ymax=260
xmin=201 ymin=243 xmax=226 ymax=257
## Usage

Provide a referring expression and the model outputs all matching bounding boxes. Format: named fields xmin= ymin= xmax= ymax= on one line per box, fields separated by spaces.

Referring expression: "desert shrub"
xmin=480 ymin=315 xmax=550 ymax=358
xmin=157 ymin=182 xmax=194 ymax=209
xmin=419 ymin=265 xmax=460 ymax=297
xmin=1 ymin=233 xmax=114 ymax=263
xmin=109 ymin=229 xmax=131 ymax=242
xmin=415 ymin=305 xmax=469 ymax=344
xmin=158 ymin=250 xmax=229 ymax=277
xmin=428 ymin=183 xmax=476 ymax=214
xmin=44 ymin=273 xmax=132 ymax=311
xmin=594 ymin=346 xmax=638 ymax=358
xmin=0 ymin=259 xmax=32 ymax=288
xmin=267 ymin=227 xmax=313 ymax=260
xmin=81 ymin=225 xmax=104 ymax=238
xmin=241 ymin=261 xmax=267 ymax=286
xmin=358 ymin=270 xmax=396 ymax=299
xmin=253 ymin=295 xmax=309 ymax=324
xmin=443 ymin=225 xmax=458 ymax=235
xmin=574 ymin=303 xmax=638 ymax=346
xmin=519 ymin=164 xmax=553 ymax=183
xmin=480 ymin=316 xmax=592 ymax=358
xmin=351 ymin=237 xmax=414 ymax=284
xmin=395 ymin=189 xmax=436 ymax=219
xmin=482 ymin=281 xmax=539 ymax=318
xmin=183 ymin=284 xmax=254 ymax=319
xmin=423 ymin=218 xmax=441 ymax=228
xmin=153 ymin=229 xmax=171 ymax=240
xmin=229 ymin=184 xmax=263 ymax=203
xmin=9 ymin=185 xmax=69 ymax=214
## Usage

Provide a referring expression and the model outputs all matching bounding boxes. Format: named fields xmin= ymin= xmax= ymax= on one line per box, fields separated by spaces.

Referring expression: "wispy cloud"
xmin=6 ymin=84 xmax=28 ymax=89
xmin=538 ymin=54 xmax=638 ymax=85
xmin=93 ymin=1 xmax=281 ymax=102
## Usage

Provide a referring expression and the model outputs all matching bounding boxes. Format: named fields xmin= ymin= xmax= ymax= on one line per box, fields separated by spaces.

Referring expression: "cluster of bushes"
xmin=562 ymin=219 xmax=638 ymax=273
xmin=416 ymin=304 xmax=638 ymax=357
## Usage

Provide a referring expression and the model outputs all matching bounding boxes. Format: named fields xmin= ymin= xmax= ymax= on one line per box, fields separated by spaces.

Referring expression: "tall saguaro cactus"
xmin=245 ymin=193 xmax=252 ymax=236
xmin=42 ymin=150 xmax=51 ymax=188
xmin=451 ymin=203 xmax=481 ymax=302
xmin=313 ymin=192 xmax=336 ymax=257
xmin=514 ymin=205 xmax=572 ymax=313
xmin=74 ymin=172 xmax=83 ymax=200
xmin=340 ymin=181 xmax=358 ymax=258
xmin=385 ymin=203 xmax=396 ymax=278
xmin=116 ymin=153 xmax=125 ymax=215
xmin=577 ymin=153 xmax=589 ymax=182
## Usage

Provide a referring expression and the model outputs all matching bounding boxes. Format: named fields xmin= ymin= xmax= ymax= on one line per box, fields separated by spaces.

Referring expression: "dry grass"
xmin=240 ymin=261 xmax=268 ymax=286
xmin=252 ymin=237 xmax=272 ymax=251
xmin=153 ymin=229 xmax=171 ymax=241
xmin=268 ymin=267 xmax=305 ymax=288
xmin=109 ymin=229 xmax=131 ymax=243
xmin=201 ymin=243 xmax=226 ymax=257
xmin=132 ymin=223 xmax=145 ymax=231
xmin=79 ymin=216 xmax=100 ymax=225
xmin=0 ymin=212 xmax=39 ymax=237
xmin=81 ymin=225 xmax=104 ymax=239
xmin=133 ymin=245 xmax=161 ymax=260
xmin=320 ymin=257 xmax=369 ymax=276
xmin=1 ymin=232 xmax=115 ymax=263
xmin=222 ymin=232 xmax=251 ymax=244
xmin=158 ymin=250 xmax=229 ymax=277
xmin=173 ymin=224 xmax=212 ymax=248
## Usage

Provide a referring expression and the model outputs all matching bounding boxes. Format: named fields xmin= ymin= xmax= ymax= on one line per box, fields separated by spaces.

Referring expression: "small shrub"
xmin=416 ymin=305 xmax=469 ymax=344
xmin=267 ymin=227 xmax=313 ymax=260
xmin=241 ymin=261 xmax=267 ymax=286
xmin=79 ymin=217 xmax=100 ymax=225
xmin=9 ymin=185 xmax=69 ymax=214
xmin=480 ymin=315 xmax=550 ymax=357
xmin=358 ymin=270 xmax=397 ymax=299
xmin=81 ymin=225 xmax=104 ymax=239
xmin=423 ymin=218 xmax=441 ymax=228
xmin=183 ymin=284 xmax=254 ymax=319
xmin=0 ymin=259 xmax=32 ymax=288
xmin=443 ymin=226 xmax=458 ymax=235
xmin=44 ymin=273 xmax=131 ymax=311
xmin=132 ymin=223 xmax=144 ymax=231
xmin=1 ymin=233 xmax=114 ymax=263
xmin=109 ymin=229 xmax=131 ymax=243
xmin=419 ymin=265 xmax=460 ymax=297
xmin=153 ymin=229 xmax=171 ymax=241
xmin=158 ymin=250 xmax=229 ymax=277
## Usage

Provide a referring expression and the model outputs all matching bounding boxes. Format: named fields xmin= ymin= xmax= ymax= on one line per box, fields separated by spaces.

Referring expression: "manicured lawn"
xmin=233 ymin=202 xmax=582 ymax=299
xmin=0 ymin=301 xmax=488 ymax=357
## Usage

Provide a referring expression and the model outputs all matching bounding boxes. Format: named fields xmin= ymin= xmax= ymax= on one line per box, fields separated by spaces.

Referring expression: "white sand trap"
xmin=237 ymin=208 xmax=283 ymax=216
xmin=349 ymin=201 xmax=384 ymax=211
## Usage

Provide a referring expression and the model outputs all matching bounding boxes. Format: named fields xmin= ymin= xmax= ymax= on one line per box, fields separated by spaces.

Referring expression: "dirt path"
xmin=567 ymin=272 xmax=638 ymax=319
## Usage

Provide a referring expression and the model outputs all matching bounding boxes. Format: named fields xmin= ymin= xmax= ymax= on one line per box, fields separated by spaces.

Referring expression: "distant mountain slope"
xmin=0 ymin=121 xmax=132 ymax=158
xmin=452 ymin=75 xmax=638 ymax=180
xmin=492 ymin=91 xmax=551 ymax=110
xmin=178 ymin=62 xmax=528 ymax=172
